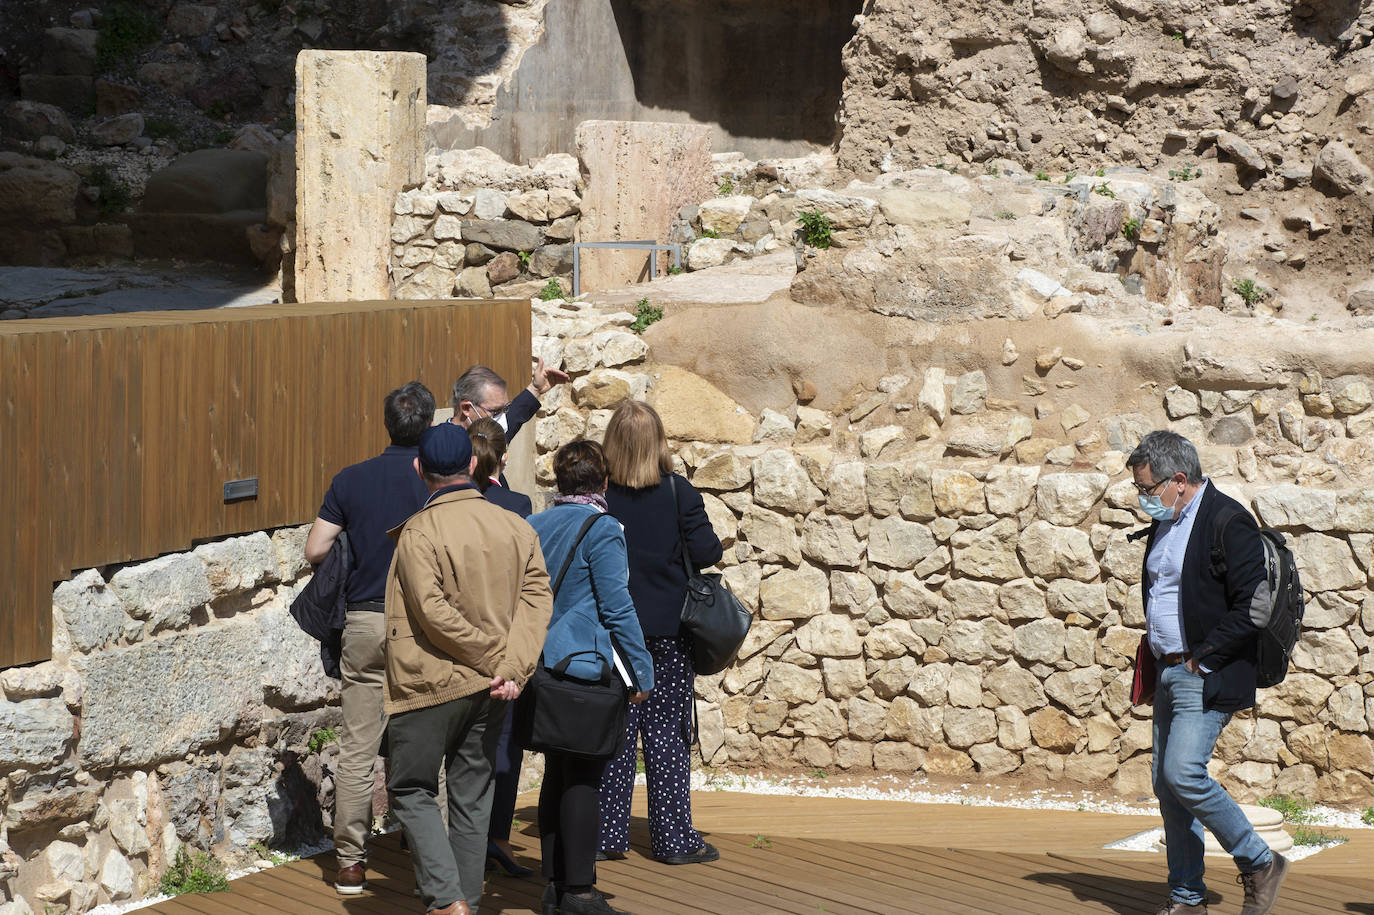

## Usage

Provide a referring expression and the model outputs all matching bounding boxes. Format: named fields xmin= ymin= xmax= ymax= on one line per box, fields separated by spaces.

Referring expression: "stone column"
xmin=574 ymin=120 xmax=713 ymax=293
xmin=295 ymin=50 xmax=426 ymax=303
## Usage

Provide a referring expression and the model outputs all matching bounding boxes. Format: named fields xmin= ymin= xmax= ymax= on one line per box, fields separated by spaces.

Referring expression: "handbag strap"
xmin=667 ymin=475 xmax=694 ymax=580
xmin=550 ymin=510 xmax=611 ymax=598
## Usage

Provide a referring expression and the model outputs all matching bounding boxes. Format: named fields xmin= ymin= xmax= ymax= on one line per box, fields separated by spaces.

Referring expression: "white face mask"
xmin=494 ymin=412 xmax=509 ymax=433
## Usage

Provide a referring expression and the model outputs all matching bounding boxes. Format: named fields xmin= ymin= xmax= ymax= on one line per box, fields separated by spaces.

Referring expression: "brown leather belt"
xmin=1160 ymin=652 xmax=1191 ymax=667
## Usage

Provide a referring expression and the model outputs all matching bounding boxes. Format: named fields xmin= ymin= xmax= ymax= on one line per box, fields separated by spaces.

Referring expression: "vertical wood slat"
xmin=0 ymin=298 xmax=530 ymax=669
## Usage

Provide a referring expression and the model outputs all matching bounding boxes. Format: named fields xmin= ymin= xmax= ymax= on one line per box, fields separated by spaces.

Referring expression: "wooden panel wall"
xmin=0 ymin=299 xmax=530 ymax=669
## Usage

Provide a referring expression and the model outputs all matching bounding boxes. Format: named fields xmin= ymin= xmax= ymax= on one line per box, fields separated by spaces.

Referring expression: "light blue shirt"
xmin=1145 ymin=479 xmax=1209 ymax=659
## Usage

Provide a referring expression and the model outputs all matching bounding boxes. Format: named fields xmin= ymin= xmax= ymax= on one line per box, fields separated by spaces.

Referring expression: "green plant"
xmin=1169 ymin=163 xmax=1202 ymax=181
xmin=88 ymin=166 xmax=132 ymax=220
xmin=635 ymin=757 xmax=646 ymax=775
xmin=537 ymin=279 xmax=566 ymax=301
xmin=307 ymin=727 xmax=338 ymax=754
xmin=1168 ymin=31 xmax=1185 ymax=42
xmin=750 ymin=835 xmax=772 ymax=848
xmin=933 ymin=161 xmax=954 ymax=172
xmin=996 ymin=211 xmax=1016 ymax=220
xmin=517 ymin=251 xmax=531 ymax=267
xmin=797 ymin=209 xmax=834 ymax=249
xmin=698 ymin=227 xmax=720 ymax=239
xmin=144 ymin=116 xmax=182 ymax=140
xmin=1093 ymin=183 xmax=1117 ymax=198
xmin=96 ymin=3 xmax=160 ymax=73
xmin=1257 ymin=795 xmax=1316 ymax=824
xmin=983 ymin=162 xmax=999 ymax=175
xmin=667 ymin=264 xmax=684 ymax=275
xmin=1361 ymin=806 xmax=1374 ymax=826
xmin=1291 ymin=826 xmax=1347 ymax=847
xmin=629 ymin=297 xmax=664 ymax=334
xmin=159 ymin=847 xmax=229 ymax=896
xmin=1121 ymin=217 xmax=1140 ymax=239
xmin=1232 ymin=277 xmax=1267 ymax=305
xmin=1060 ymin=172 xmax=1077 ymax=183
xmin=717 ymin=177 xmax=735 ymax=196
xmin=249 ymin=841 xmax=294 ymax=866
xmin=808 ymin=768 xmax=829 ymax=779
xmin=1034 ymin=170 xmax=1050 ymax=181
xmin=1093 ymin=167 xmax=1106 ymax=177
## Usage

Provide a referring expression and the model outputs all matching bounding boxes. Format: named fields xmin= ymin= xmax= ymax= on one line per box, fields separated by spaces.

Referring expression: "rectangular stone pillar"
xmin=575 ymin=121 xmax=713 ymax=293
xmin=295 ymin=50 xmax=426 ymax=303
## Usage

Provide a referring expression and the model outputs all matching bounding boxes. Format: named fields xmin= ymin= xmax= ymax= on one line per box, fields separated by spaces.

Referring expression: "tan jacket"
xmin=383 ymin=487 xmax=553 ymax=715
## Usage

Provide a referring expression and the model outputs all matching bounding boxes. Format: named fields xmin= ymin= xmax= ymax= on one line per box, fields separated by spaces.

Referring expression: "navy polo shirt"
xmin=318 ymin=445 xmax=429 ymax=604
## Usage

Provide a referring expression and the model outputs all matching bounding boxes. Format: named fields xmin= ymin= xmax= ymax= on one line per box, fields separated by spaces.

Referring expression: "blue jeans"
xmin=1153 ymin=663 xmax=1272 ymax=905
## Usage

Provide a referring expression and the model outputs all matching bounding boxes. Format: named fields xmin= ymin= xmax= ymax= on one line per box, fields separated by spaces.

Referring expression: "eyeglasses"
xmin=1134 ymin=477 xmax=1168 ymax=497
xmin=474 ymin=401 xmax=509 ymax=420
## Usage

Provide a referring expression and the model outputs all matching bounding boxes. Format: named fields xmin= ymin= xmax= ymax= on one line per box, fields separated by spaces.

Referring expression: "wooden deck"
xmin=145 ymin=790 xmax=1374 ymax=914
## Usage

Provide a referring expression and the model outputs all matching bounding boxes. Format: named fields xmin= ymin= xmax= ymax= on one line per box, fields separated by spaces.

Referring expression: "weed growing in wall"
xmin=1257 ymin=795 xmax=1316 ymax=824
xmin=1362 ymin=807 xmax=1374 ymax=826
xmin=537 ymin=279 xmax=565 ymax=301
xmin=1169 ymin=163 xmax=1202 ymax=181
xmin=1121 ymin=217 xmax=1140 ymax=240
xmin=718 ymin=177 xmax=735 ymax=196
xmin=1232 ymin=277 xmax=1267 ymax=305
xmin=160 ymin=847 xmax=229 ymax=896
xmin=307 ymin=727 xmax=338 ymax=754
xmin=797 ymin=209 xmax=834 ymax=249
xmin=630 ymin=297 xmax=663 ymax=334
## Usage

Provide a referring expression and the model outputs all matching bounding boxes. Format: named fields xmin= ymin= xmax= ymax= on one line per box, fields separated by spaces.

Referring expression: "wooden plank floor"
xmin=144 ymin=790 xmax=1374 ymax=914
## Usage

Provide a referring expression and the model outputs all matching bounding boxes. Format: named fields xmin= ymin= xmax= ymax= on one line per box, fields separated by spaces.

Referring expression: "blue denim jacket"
xmin=527 ymin=504 xmax=654 ymax=692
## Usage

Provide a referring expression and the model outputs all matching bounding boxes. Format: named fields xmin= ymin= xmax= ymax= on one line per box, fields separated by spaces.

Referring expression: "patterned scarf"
xmin=554 ymin=492 xmax=609 ymax=513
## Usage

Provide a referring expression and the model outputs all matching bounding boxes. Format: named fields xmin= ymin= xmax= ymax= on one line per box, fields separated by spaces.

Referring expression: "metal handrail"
xmin=571 ymin=241 xmax=683 ymax=297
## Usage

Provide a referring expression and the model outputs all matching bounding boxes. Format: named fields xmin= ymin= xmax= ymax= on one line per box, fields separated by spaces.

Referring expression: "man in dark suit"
xmin=1127 ymin=430 xmax=1287 ymax=915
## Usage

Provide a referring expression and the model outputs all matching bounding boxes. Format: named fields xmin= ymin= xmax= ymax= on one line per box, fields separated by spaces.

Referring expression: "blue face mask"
xmin=1138 ymin=493 xmax=1175 ymax=521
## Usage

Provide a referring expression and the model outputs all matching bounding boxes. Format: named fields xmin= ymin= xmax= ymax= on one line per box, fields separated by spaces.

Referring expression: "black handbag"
xmin=669 ymin=477 xmax=753 ymax=676
xmin=513 ymin=512 xmax=629 ymax=760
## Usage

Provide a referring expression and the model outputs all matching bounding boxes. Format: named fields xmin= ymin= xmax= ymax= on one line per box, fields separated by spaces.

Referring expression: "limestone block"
xmin=863 ymin=621 xmax=923 ymax=660
xmin=4 ymin=101 xmax=75 ymax=142
xmin=751 ymin=409 xmax=795 ymax=445
xmin=650 ymin=366 xmax=754 ymax=444
xmin=878 ymin=189 xmax=972 ymax=228
xmin=1255 ymin=673 xmax=1334 ymax=724
xmin=794 ymin=188 xmax=877 ymax=230
xmin=1099 ymin=535 xmax=1145 ymax=584
xmin=862 ymin=462 xmax=905 ymax=517
xmin=845 ymin=697 xmax=887 ymax=741
xmin=801 ymin=513 xmax=864 ymax=568
xmin=1335 ymin=489 xmax=1374 ymax=533
xmin=1313 ymin=141 xmax=1373 ymax=196
xmin=1252 ymin=484 xmax=1336 ymax=530
xmin=740 ymin=505 xmax=800 ymax=564
xmin=882 ymin=570 xmax=941 ymax=619
xmin=907 ymin=663 xmax=950 ymax=706
xmin=763 ymin=664 xmax=822 ymax=705
xmin=1065 ymin=752 xmax=1119 ymax=784
xmin=789 ymin=700 xmax=846 ymax=740
xmin=924 ymin=746 xmax=975 ymax=776
xmin=99 ymin=848 xmax=135 ymax=899
xmin=950 ymin=371 xmax=988 ymax=414
xmin=79 ymin=619 xmax=265 ymax=768
xmin=296 ymin=51 xmax=426 ymax=302
xmin=872 ymin=656 xmax=919 ymax=699
xmin=1018 ymin=521 xmax=1099 ymax=581
xmin=53 ymin=569 xmax=127 ymax=654
xmin=109 ymin=554 xmax=212 ymax=633
xmin=984 ymin=465 xmax=1039 ymax=516
xmin=1014 ymin=617 xmax=1067 ymax=664
xmin=861 ymin=425 xmax=905 ymax=458
xmin=918 ymin=368 xmax=948 ymax=424
xmin=950 ymin=519 xmax=1024 ymax=582
xmin=1291 ymin=629 xmax=1358 ymax=676
xmin=940 ymin=619 xmax=1013 ymax=663
xmin=687 ymin=237 xmax=739 ymax=270
xmin=830 ymin=571 xmax=878 ymax=617
xmin=699 ymin=196 xmax=753 ymax=235
xmin=834 ymin=739 xmax=874 ymax=769
xmin=0 ymin=698 xmax=73 ymax=768
xmin=1046 ymin=580 xmax=1108 ymax=621
xmin=1036 ymin=473 xmax=1109 ymax=526
xmin=1165 ymin=386 xmax=1200 ymax=419
xmin=701 ymin=494 xmax=737 ymax=548
xmin=821 ymin=658 xmax=867 ymax=700
xmin=759 ymin=565 xmax=828 ymax=620
xmin=931 ymin=469 xmax=985 ymax=516
xmin=996 ymin=706 xmax=1033 ymax=751
xmin=0 ymin=662 xmax=65 ymax=699
xmin=573 ymin=369 xmax=644 ymax=409
xmin=692 ymin=451 xmax=755 ymax=491
xmin=868 ymin=516 xmax=936 ymax=569
xmin=943 ymin=579 xmax=998 ymax=620
xmin=826 ymin=462 xmax=868 ymax=515
xmin=1306 ymin=591 xmax=1359 ymax=630
xmin=1044 ymin=667 xmax=1105 ymax=716
xmin=999 ymin=579 xmax=1047 ymax=621
xmin=943 ymin=708 xmax=997 ymax=748
xmin=886 ymin=697 xmax=943 ymax=745
xmin=576 ymin=121 xmax=712 ymax=292
xmin=796 ymin=406 xmax=833 ymax=444
xmin=946 ymin=665 xmax=983 ymax=708
xmin=985 ymin=662 xmax=1048 ymax=711
xmin=752 ymin=450 xmax=822 ymax=514
xmin=195 ymin=532 xmax=277 ymax=598
xmin=1028 ymin=707 xmax=1084 ymax=752
xmin=1292 ymin=532 xmax=1364 ymax=591
xmin=0 ymin=152 xmax=80 ymax=224
xmin=259 ymin=602 xmax=335 ymax=709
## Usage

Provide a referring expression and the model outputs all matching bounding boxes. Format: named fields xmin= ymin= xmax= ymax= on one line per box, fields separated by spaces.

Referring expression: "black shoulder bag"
xmin=513 ymin=511 xmax=630 ymax=760
xmin=670 ymin=477 xmax=752 ymax=676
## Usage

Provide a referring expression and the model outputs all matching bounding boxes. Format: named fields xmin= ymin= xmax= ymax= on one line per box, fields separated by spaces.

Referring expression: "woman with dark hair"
xmin=526 ymin=441 xmax=654 ymax=915
xmin=597 ymin=400 xmax=723 ymax=867
xmin=468 ymin=418 xmax=534 ymax=878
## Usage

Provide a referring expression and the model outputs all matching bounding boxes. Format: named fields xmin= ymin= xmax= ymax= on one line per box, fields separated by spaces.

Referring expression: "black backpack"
xmin=1207 ymin=506 xmax=1304 ymax=688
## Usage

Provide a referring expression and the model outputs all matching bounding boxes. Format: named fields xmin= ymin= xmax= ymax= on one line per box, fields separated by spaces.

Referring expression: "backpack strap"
xmin=667 ymin=475 xmax=693 ymax=580
xmin=1208 ymin=504 xmax=1243 ymax=581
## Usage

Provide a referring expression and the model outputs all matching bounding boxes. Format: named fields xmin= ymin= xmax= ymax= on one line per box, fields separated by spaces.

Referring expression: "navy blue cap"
xmin=419 ymin=423 xmax=473 ymax=476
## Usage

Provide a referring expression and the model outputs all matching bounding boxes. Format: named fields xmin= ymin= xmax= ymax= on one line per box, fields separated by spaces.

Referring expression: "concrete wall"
xmin=428 ymin=0 xmax=861 ymax=161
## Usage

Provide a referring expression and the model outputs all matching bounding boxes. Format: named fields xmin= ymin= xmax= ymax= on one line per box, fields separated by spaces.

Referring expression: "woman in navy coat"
xmin=597 ymin=401 xmax=723 ymax=866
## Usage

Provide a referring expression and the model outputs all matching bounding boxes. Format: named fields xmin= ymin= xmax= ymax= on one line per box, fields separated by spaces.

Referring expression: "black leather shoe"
xmin=541 ymin=882 xmax=563 ymax=915
xmin=594 ymin=849 xmax=626 ymax=862
xmin=486 ymin=840 xmax=534 ymax=877
xmin=657 ymin=842 xmax=719 ymax=865
xmin=561 ymin=889 xmax=629 ymax=915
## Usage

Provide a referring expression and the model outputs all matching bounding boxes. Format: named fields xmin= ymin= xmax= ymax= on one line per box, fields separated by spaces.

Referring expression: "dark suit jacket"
xmin=1139 ymin=482 xmax=1267 ymax=712
xmin=607 ymin=473 xmax=724 ymax=638
xmin=484 ymin=482 xmax=533 ymax=519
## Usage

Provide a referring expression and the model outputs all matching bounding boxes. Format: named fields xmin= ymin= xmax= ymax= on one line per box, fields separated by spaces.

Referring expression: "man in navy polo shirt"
xmin=304 ymin=381 xmax=435 ymax=895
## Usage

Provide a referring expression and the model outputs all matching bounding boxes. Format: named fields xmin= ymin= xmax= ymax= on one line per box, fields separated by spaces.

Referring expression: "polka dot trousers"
xmin=598 ymin=636 xmax=703 ymax=859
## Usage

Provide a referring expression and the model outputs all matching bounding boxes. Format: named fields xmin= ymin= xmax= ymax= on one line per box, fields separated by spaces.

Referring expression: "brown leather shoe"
xmin=428 ymin=902 xmax=472 ymax=915
xmin=334 ymin=863 xmax=366 ymax=895
xmin=1238 ymin=852 xmax=1288 ymax=915
xmin=1152 ymin=900 xmax=1206 ymax=914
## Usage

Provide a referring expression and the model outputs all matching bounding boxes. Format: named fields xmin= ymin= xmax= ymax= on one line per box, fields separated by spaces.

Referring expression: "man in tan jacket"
xmin=384 ymin=422 xmax=553 ymax=915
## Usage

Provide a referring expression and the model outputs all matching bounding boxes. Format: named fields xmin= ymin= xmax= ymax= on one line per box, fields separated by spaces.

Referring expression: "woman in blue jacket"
xmin=527 ymin=440 xmax=653 ymax=915
xmin=597 ymin=401 xmax=723 ymax=867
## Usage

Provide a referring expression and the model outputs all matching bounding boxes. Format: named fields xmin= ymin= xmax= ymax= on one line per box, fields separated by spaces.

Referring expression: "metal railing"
xmin=572 ymin=241 xmax=683 ymax=297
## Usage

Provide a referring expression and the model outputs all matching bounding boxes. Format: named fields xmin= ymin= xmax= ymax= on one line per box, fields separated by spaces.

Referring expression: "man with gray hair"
xmin=450 ymin=357 xmax=568 ymax=441
xmin=1126 ymin=430 xmax=1287 ymax=915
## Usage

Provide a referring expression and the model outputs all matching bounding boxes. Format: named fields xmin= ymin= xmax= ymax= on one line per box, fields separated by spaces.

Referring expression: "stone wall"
xmin=389 ymin=147 xmax=582 ymax=300
xmin=0 ymin=528 xmax=342 ymax=914
xmin=528 ymin=298 xmax=1374 ymax=808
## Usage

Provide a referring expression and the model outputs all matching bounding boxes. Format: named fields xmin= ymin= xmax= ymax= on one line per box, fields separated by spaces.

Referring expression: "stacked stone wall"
xmin=0 ymin=528 xmax=340 ymax=913
xmin=529 ymin=297 xmax=1374 ymax=809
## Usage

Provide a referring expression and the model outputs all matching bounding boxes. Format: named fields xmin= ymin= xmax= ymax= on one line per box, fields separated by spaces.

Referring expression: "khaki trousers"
xmin=334 ymin=610 xmax=387 ymax=867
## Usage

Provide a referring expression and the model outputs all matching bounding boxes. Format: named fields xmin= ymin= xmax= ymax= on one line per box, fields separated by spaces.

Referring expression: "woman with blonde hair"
xmin=597 ymin=400 xmax=723 ymax=866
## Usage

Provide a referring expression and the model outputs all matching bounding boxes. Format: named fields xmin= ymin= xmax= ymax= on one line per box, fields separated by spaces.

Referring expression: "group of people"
xmin=305 ymin=361 xmax=722 ymax=915
xmin=304 ymin=358 xmax=1292 ymax=915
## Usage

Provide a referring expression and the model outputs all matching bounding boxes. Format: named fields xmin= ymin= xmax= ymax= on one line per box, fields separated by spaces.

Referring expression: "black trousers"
xmin=538 ymin=751 xmax=609 ymax=886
